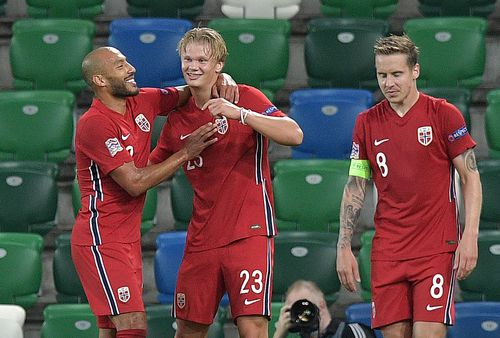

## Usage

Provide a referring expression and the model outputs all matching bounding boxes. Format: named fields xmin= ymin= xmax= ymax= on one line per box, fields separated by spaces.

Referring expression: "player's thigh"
xmin=236 ymin=315 xmax=269 ymax=338
xmin=380 ymin=321 xmax=412 ymax=338
xmin=223 ymin=236 xmax=274 ymax=321
xmin=175 ymin=318 xmax=210 ymax=338
xmin=110 ymin=311 xmax=147 ymax=330
xmin=413 ymin=321 xmax=447 ymax=338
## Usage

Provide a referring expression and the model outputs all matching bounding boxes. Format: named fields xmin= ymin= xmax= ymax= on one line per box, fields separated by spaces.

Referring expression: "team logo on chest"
xmin=117 ymin=286 xmax=130 ymax=303
xmin=135 ymin=113 xmax=150 ymax=132
xmin=214 ymin=116 xmax=228 ymax=135
xmin=417 ymin=126 xmax=433 ymax=146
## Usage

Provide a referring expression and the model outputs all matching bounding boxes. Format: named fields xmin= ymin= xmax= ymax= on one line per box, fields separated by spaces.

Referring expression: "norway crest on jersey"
xmin=215 ymin=116 xmax=228 ymax=135
xmin=417 ymin=126 xmax=433 ymax=146
xmin=135 ymin=113 xmax=150 ymax=132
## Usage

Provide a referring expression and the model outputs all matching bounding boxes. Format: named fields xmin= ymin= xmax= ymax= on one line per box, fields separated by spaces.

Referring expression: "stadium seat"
xmin=72 ymin=179 xmax=157 ymax=235
xmin=0 ymin=0 xmax=6 ymax=15
xmin=459 ymin=230 xmax=500 ymax=301
xmin=272 ymin=159 xmax=350 ymax=232
xmin=0 ymin=233 xmax=44 ymax=309
xmin=273 ymin=231 xmax=341 ymax=304
xmin=146 ymin=304 xmax=226 ymax=338
xmin=41 ymin=304 xmax=98 ymax=338
xmin=26 ymin=0 xmax=104 ymax=19
xmin=358 ymin=230 xmax=374 ymax=302
xmin=126 ymin=0 xmax=204 ymax=19
xmin=0 ymin=90 xmax=75 ymax=163
xmin=170 ymin=169 xmax=194 ymax=230
xmin=447 ymin=302 xmax=500 ymax=338
xmin=151 ymin=115 xmax=167 ymax=151
xmin=288 ymin=89 xmax=373 ymax=159
xmin=53 ymin=233 xmax=87 ymax=303
xmin=207 ymin=18 xmax=291 ymax=102
xmin=10 ymin=19 xmax=95 ymax=94
xmin=477 ymin=160 xmax=500 ymax=229
xmin=417 ymin=0 xmax=496 ymax=17
xmin=305 ymin=18 xmax=389 ymax=89
xmin=108 ymin=18 xmax=193 ymax=88
xmin=221 ymin=0 xmax=301 ymax=19
xmin=485 ymin=90 xmax=500 ymax=159
xmin=404 ymin=17 xmax=487 ymax=89
xmin=0 ymin=161 xmax=59 ymax=235
xmin=420 ymin=87 xmax=471 ymax=130
xmin=345 ymin=303 xmax=383 ymax=338
xmin=320 ymin=0 xmax=398 ymax=19
xmin=0 ymin=318 xmax=23 ymax=338
xmin=0 ymin=304 xmax=26 ymax=327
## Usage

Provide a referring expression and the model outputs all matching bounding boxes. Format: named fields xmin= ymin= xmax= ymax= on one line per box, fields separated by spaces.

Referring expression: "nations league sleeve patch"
xmin=105 ymin=137 xmax=123 ymax=157
xmin=263 ymin=105 xmax=279 ymax=115
xmin=448 ymin=125 xmax=469 ymax=142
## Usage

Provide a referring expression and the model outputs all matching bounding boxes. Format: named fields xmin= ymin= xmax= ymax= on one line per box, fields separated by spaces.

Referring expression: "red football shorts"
xmin=71 ymin=240 xmax=144 ymax=320
xmin=173 ymin=235 xmax=274 ymax=325
xmin=371 ymin=252 xmax=456 ymax=329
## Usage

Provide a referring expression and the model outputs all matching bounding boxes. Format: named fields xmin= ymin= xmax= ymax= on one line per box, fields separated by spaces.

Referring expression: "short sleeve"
xmin=350 ymin=112 xmax=368 ymax=161
xmin=243 ymin=86 xmax=286 ymax=117
xmin=439 ymin=101 xmax=476 ymax=160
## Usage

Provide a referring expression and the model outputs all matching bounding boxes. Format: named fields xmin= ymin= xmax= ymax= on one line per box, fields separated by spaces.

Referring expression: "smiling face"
xmin=101 ymin=48 xmax=139 ymax=97
xmin=181 ymin=41 xmax=223 ymax=90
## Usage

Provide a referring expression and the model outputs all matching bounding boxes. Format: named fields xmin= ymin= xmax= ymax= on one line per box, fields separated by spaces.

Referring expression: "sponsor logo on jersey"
xmin=417 ymin=126 xmax=433 ymax=146
xmin=264 ymin=105 xmax=279 ymax=115
xmin=177 ymin=293 xmax=186 ymax=309
xmin=135 ymin=114 xmax=150 ymax=132
xmin=105 ymin=137 xmax=123 ymax=157
xmin=350 ymin=141 xmax=360 ymax=159
xmin=244 ymin=298 xmax=260 ymax=306
xmin=426 ymin=304 xmax=443 ymax=311
xmin=448 ymin=125 xmax=468 ymax=142
xmin=117 ymin=286 xmax=130 ymax=303
xmin=121 ymin=133 xmax=130 ymax=141
xmin=215 ymin=116 xmax=228 ymax=134
xmin=374 ymin=138 xmax=389 ymax=146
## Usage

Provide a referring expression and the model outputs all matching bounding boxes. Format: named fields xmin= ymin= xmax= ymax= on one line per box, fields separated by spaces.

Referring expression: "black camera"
xmin=289 ymin=299 xmax=320 ymax=337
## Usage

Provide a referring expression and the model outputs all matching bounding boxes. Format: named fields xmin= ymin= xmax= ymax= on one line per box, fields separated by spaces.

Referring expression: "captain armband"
xmin=349 ymin=159 xmax=371 ymax=179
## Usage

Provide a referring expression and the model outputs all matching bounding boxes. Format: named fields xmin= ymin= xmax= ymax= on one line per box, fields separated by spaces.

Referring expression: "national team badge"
xmin=417 ymin=126 xmax=433 ymax=146
xmin=117 ymin=286 xmax=130 ymax=303
xmin=105 ymin=137 xmax=123 ymax=157
xmin=215 ymin=116 xmax=228 ymax=135
xmin=135 ymin=113 xmax=150 ymax=132
xmin=177 ymin=293 xmax=186 ymax=309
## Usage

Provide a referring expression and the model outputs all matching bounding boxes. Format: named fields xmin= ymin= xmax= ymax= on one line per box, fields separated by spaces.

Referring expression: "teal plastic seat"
xmin=272 ymin=159 xmax=350 ymax=232
xmin=404 ymin=17 xmax=487 ymax=89
xmin=420 ymin=87 xmax=471 ymax=130
xmin=320 ymin=0 xmax=398 ymax=19
xmin=305 ymin=18 xmax=389 ymax=89
xmin=41 ymin=304 xmax=98 ymax=338
xmin=26 ymin=0 xmax=104 ymax=19
xmin=10 ymin=19 xmax=95 ymax=94
xmin=221 ymin=0 xmax=301 ymax=19
xmin=0 ymin=0 xmax=6 ymax=15
xmin=0 ymin=161 xmax=59 ymax=235
xmin=477 ymin=160 xmax=500 ymax=230
xmin=486 ymin=90 xmax=500 ymax=159
xmin=358 ymin=230 xmax=375 ymax=302
xmin=417 ymin=0 xmax=496 ymax=17
xmin=0 ymin=233 xmax=44 ymax=309
xmin=208 ymin=18 xmax=291 ymax=102
xmin=126 ymin=0 xmax=204 ymax=19
xmin=0 ymin=90 xmax=75 ymax=163
xmin=170 ymin=169 xmax=193 ymax=230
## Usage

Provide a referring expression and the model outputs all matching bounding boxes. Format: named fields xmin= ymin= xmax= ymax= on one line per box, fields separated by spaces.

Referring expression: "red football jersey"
xmin=150 ymin=85 xmax=285 ymax=252
xmin=72 ymin=88 xmax=179 ymax=245
xmin=352 ymin=93 xmax=476 ymax=260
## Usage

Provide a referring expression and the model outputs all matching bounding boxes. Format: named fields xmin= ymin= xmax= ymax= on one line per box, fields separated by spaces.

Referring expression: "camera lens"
xmin=289 ymin=299 xmax=319 ymax=334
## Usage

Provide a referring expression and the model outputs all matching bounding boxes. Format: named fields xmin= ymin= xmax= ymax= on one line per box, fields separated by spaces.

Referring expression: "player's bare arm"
xmin=452 ymin=148 xmax=482 ymax=280
xmin=201 ymin=98 xmax=303 ymax=146
xmin=337 ymin=175 xmax=367 ymax=292
xmin=110 ymin=123 xmax=217 ymax=197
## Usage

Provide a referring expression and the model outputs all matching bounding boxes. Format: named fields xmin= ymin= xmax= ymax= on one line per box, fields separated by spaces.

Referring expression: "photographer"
xmin=273 ymin=280 xmax=375 ymax=338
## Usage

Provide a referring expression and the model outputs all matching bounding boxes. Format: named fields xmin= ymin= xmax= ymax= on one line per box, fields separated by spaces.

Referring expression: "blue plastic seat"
xmin=108 ymin=18 xmax=193 ymax=88
xmin=345 ymin=303 xmax=382 ymax=338
xmin=288 ymin=89 xmax=373 ymax=159
xmin=447 ymin=302 xmax=500 ymax=338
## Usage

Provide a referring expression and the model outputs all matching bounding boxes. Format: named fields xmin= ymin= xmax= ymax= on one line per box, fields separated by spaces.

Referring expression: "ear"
xmin=92 ymin=74 xmax=107 ymax=87
xmin=413 ymin=63 xmax=420 ymax=80
xmin=215 ymin=61 xmax=224 ymax=73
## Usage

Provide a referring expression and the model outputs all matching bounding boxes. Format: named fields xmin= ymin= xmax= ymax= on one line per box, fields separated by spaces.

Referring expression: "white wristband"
xmin=239 ymin=108 xmax=250 ymax=125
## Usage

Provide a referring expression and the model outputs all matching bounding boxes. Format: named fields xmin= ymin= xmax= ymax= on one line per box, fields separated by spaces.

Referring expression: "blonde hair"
xmin=177 ymin=27 xmax=228 ymax=63
xmin=374 ymin=34 xmax=419 ymax=68
xmin=286 ymin=280 xmax=325 ymax=305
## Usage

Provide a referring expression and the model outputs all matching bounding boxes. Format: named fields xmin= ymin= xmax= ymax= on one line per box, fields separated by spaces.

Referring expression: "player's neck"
xmin=389 ymin=90 xmax=420 ymax=117
xmin=190 ymin=86 xmax=213 ymax=110
xmin=96 ymin=92 xmax=127 ymax=115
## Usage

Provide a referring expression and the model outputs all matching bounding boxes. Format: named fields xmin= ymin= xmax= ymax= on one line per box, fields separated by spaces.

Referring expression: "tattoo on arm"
xmin=338 ymin=176 xmax=367 ymax=249
xmin=463 ymin=149 xmax=478 ymax=172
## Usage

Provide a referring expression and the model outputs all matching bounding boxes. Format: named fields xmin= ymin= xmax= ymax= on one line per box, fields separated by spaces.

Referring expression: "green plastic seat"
xmin=358 ymin=230 xmax=374 ymax=302
xmin=404 ymin=17 xmax=487 ymax=89
xmin=26 ymin=0 xmax=104 ymax=19
xmin=10 ymin=19 xmax=95 ymax=94
xmin=486 ymin=90 xmax=500 ymax=159
xmin=0 ymin=0 xmax=6 ymax=15
xmin=272 ymin=159 xmax=350 ymax=232
xmin=273 ymin=231 xmax=340 ymax=304
xmin=170 ymin=169 xmax=194 ymax=230
xmin=320 ymin=0 xmax=398 ymax=19
xmin=0 ymin=233 xmax=44 ymax=309
xmin=208 ymin=18 xmax=291 ymax=102
xmin=72 ymin=180 xmax=157 ymax=235
xmin=146 ymin=304 xmax=225 ymax=338
xmin=0 ymin=90 xmax=75 ymax=163
xmin=0 ymin=161 xmax=59 ymax=235
xmin=126 ymin=0 xmax=204 ymax=19
xmin=459 ymin=230 xmax=500 ymax=301
xmin=305 ymin=18 xmax=389 ymax=89
xmin=420 ymin=87 xmax=471 ymax=131
xmin=417 ymin=0 xmax=496 ymax=17
xmin=53 ymin=233 xmax=87 ymax=303
xmin=41 ymin=304 xmax=98 ymax=338
xmin=477 ymin=160 xmax=500 ymax=230
xmin=151 ymin=115 xmax=168 ymax=151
